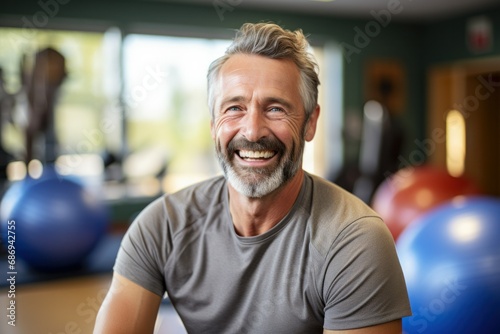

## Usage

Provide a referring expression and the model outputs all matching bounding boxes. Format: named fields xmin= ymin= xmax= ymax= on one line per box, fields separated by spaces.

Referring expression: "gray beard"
xmin=216 ymin=138 xmax=304 ymax=198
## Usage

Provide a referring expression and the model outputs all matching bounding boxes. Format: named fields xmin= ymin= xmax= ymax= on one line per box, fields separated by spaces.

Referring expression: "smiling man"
xmin=94 ymin=23 xmax=411 ymax=334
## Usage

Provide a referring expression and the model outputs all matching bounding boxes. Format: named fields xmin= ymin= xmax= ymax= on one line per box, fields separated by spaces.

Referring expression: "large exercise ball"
xmin=0 ymin=169 xmax=109 ymax=270
xmin=397 ymin=196 xmax=500 ymax=334
xmin=371 ymin=165 xmax=480 ymax=240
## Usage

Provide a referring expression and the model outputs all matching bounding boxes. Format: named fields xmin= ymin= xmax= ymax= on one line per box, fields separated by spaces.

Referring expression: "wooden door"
xmin=427 ymin=59 xmax=500 ymax=196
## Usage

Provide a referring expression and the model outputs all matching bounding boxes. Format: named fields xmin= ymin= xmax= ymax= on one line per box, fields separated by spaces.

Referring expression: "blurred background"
xmin=0 ymin=0 xmax=499 ymax=333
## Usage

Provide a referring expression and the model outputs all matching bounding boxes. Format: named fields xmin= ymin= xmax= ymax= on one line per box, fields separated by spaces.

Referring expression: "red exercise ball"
xmin=371 ymin=165 xmax=481 ymax=240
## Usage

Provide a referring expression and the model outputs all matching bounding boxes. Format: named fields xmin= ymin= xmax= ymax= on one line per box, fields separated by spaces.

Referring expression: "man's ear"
xmin=304 ymin=104 xmax=320 ymax=142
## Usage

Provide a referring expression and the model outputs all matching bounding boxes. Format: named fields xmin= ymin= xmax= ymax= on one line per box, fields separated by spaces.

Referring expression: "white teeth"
xmin=239 ymin=150 xmax=275 ymax=159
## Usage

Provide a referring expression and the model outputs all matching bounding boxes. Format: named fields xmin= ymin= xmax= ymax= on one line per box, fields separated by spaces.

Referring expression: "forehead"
xmin=221 ymin=53 xmax=299 ymax=74
xmin=217 ymin=54 xmax=301 ymax=97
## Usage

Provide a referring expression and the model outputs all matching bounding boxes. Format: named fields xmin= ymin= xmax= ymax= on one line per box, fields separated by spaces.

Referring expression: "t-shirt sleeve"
xmin=113 ymin=197 xmax=169 ymax=297
xmin=322 ymin=216 xmax=412 ymax=330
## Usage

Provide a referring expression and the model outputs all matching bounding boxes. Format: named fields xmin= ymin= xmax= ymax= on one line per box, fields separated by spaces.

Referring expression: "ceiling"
xmin=162 ymin=0 xmax=499 ymax=22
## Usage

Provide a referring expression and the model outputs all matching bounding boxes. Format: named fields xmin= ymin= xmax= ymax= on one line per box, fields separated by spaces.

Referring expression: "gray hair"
xmin=207 ymin=22 xmax=320 ymax=120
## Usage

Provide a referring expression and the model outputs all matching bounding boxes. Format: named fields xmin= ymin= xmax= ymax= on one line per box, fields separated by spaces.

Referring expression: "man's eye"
xmin=269 ymin=107 xmax=284 ymax=113
xmin=226 ymin=106 xmax=242 ymax=112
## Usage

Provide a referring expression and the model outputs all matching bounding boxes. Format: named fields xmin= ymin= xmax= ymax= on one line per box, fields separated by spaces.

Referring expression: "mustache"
xmin=227 ymin=137 xmax=286 ymax=156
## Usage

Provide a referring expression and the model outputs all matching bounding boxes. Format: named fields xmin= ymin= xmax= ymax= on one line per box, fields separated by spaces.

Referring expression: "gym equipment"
xmin=371 ymin=165 xmax=480 ymax=240
xmin=0 ymin=167 xmax=109 ymax=270
xmin=397 ymin=196 xmax=500 ymax=334
xmin=23 ymin=47 xmax=67 ymax=163
xmin=353 ymin=100 xmax=404 ymax=203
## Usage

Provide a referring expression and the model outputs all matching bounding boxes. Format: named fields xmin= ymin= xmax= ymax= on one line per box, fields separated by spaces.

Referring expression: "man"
xmin=94 ymin=22 xmax=411 ymax=333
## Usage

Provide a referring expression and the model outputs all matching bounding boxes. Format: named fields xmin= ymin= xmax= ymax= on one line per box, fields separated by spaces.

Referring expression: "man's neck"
xmin=228 ymin=171 xmax=305 ymax=237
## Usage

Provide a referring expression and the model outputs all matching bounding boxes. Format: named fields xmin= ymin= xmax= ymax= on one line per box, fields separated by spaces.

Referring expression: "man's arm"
xmin=94 ymin=272 xmax=162 ymax=334
xmin=324 ymin=319 xmax=402 ymax=334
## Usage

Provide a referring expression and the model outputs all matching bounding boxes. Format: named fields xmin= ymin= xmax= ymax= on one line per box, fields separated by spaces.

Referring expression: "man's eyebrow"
xmin=220 ymin=96 xmax=247 ymax=107
xmin=219 ymin=96 xmax=295 ymax=110
xmin=262 ymin=97 xmax=294 ymax=110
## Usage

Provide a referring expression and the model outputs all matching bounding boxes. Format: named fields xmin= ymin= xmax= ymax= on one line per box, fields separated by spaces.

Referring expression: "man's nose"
xmin=242 ymin=108 xmax=269 ymax=142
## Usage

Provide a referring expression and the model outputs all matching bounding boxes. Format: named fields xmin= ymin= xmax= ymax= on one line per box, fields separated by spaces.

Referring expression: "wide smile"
xmin=235 ymin=150 xmax=278 ymax=165
xmin=237 ymin=149 xmax=276 ymax=160
xmin=224 ymin=136 xmax=285 ymax=169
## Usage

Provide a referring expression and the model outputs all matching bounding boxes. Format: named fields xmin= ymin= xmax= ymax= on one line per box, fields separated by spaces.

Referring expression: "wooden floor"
xmin=0 ymin=274 xmax=187 ymax=334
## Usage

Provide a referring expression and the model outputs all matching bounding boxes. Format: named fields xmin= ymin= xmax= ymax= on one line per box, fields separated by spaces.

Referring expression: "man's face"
xmin=211 ymin=54 xmax=318 ymax=198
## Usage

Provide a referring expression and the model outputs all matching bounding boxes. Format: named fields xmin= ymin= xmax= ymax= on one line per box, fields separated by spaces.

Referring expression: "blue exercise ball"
xmin=1 ymin=169 xmax=109 ymax=270
xmin=397 ymin=196 xmax=500 ymax=334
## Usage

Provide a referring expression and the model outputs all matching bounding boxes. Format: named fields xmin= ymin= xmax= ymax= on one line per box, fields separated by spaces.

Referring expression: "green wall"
xmin=424 ymin=5 xmax=500 ymax=66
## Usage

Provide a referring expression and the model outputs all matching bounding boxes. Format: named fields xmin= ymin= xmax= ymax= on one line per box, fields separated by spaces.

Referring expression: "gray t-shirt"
xmin=115 ymin=173 xmax=411 ymax=333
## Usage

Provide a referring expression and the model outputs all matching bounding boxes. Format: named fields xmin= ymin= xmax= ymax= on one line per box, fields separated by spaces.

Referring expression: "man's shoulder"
xmin=135 ymin=175 xmax=227 ymax=225
xmin=308 ymin=173 xmax=378 ymax=217
xmin=162 ymin=175 xmax=227 ymax=219
xmin=134 ymin=176 xmax=226 ymax=239
xmin=168 ymin=175 xmax=227 ymax=201
xmin=307 ymin=174 xmax=383 ymax=255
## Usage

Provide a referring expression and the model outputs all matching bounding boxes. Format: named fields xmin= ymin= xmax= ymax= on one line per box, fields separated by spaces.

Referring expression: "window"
xmin=122 ymin=34 xmax=231 ymax=194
